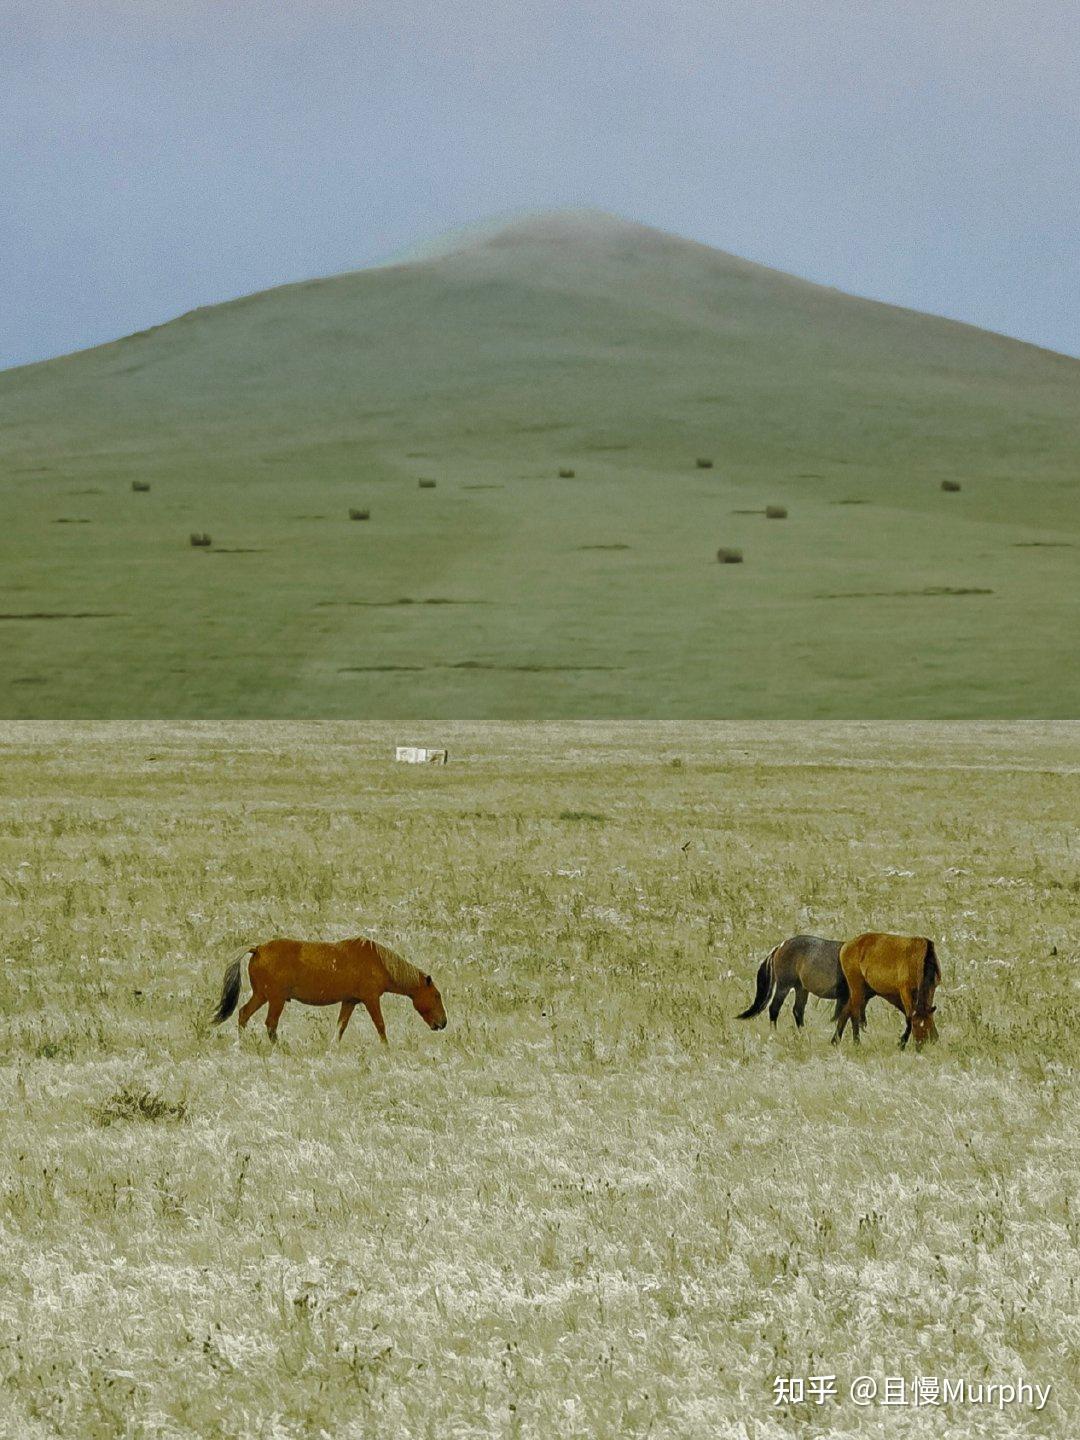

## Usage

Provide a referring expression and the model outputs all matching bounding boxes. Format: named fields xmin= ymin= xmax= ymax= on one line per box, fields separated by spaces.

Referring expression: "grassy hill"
xmin=1 ymin=209 xmax=1077 ymax=718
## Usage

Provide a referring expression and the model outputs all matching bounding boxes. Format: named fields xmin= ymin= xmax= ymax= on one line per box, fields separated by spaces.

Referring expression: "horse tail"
xmin=212 ymin=949 xmax=251 ymax=1025
xmin=736 ymin=946 xmax=778 ymax=1018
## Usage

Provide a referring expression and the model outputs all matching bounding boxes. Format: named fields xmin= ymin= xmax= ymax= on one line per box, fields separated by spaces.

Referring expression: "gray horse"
xmin=736 ymin=934 xmax=849 ymax=1029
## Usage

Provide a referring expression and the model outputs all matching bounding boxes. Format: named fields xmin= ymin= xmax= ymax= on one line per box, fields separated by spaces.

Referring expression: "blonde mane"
xmin=369 ymin=939 xmax=423 ymax=992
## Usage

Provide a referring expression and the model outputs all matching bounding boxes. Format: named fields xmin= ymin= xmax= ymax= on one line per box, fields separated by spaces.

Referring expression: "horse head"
xmin=412 ymin=974 xmax=448 ymax=1031
xmin=910 ymin=1004 xmax=938 ymax=1048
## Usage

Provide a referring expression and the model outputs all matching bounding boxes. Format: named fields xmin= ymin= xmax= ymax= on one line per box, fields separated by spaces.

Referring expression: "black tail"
xmin=736 ymin=949 xmax=777 ymax=1019
xmin=212 ymin=950 xmax=248 ymax=1025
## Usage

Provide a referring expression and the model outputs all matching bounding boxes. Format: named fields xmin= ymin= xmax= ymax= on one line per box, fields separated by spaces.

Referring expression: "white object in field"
xmin=395 ymin=746 xmax=449 ymax=765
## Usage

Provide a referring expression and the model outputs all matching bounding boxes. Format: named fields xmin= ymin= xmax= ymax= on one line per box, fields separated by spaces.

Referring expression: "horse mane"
xmin=370 ymin=939 xmax=423 ymax=992
xmin=916 ymin=939 xmax=939 ymax=1010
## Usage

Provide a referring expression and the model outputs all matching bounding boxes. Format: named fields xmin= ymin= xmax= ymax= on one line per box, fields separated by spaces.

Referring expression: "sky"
xmin=3 ymin=0 xmax=1079 ymax=370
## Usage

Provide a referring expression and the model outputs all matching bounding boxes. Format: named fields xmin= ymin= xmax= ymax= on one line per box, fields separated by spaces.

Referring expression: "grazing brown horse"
xmin=211 ymin=936 xmax=447 ymax=1045
xmin=832 ymin=932 xmax=939 ymax=1049
xmin=736 ymin=934 xmax=849 ymax=1029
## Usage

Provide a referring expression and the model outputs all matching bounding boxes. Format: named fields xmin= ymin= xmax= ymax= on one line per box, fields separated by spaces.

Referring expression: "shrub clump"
xmin=716 ymin=548 xmax=743 ymax=564
xmin=941 ymin=480 xmax=962 ymax=492
xmin=558 ymin=468 xmax=576 ymax=479
xmin=93 ymin=1085 xmax=188 ymax=1127
xmin=348 ymin=508 xmax=370 ymax=521
xmin=418 ymin=478 xmax=437 ymax=489
xmin=765 ymin=505 xmax=788 ymax=519
xmin=189 ymin=532 xmax=212 ymax=547
xmin=131 ymin=480 xmax=151 ymax=493
xmin=696 ymin=457 xmax=714 ymax=469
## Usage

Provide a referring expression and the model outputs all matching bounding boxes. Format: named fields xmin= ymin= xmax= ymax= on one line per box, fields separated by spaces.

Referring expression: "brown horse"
xmin=832 ymin=932 xmax=939 ymax=1049
xmin=736 ymin=935 xmax=849 ymax=1029
xmin=211 ymin=935 xmax=447 ymax=1045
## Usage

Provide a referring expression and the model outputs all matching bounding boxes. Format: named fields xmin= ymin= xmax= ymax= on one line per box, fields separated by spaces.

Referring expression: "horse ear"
xmin=425 ymin=974 xmax=433 ymax=986
xmin=929 ymin=1005 xmax=937 ymax=1013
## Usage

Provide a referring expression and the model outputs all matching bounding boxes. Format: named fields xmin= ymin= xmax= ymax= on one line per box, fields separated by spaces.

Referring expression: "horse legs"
xmin=850 ymin=974 xmax=871 ymax=1044
xmin=238 ymin=991 xmax=267 ymax=1030
xmin=769 ymin=981 xmax=794 ymax=1027
xmin=835 ymin=975 xmax=867 ymax=1045
xmin=832 ymin=999 xmax=851 ymax=1045
xmin=363 ymin=996 xmax=389 ymax=1045
xmin=264 ymin=997 xmax=285 ymax=1044
xmin=876 ymin=993 xmax=910 ymax=1047
xmin=792 ymin=985 xmax=809 ymax=1029
xmin=894 ymin=986 xmax=915 ymax=1049
xmin=337 ymin=1001 xmax=356 ymax=1041
xmin=858 ymin=987 xmax=875 ymax=1031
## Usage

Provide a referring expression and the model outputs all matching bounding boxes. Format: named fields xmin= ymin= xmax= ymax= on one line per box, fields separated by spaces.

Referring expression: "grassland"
xmin=0 ymin=721 xmax=1076 ymax=1437
xmin=1 ymin=211 xmax=1078 ymax=719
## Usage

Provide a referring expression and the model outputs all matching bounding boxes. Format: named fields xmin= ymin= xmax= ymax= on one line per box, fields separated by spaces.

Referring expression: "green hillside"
xmin=1 ymin=209 xmax=1077 ymax=718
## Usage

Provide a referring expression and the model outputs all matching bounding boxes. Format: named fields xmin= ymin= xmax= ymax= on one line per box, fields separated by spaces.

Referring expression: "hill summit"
xmin=3 ymin=206 xmax=1076 ymax=466
xmin=0 ymin=210 xmax=1077 ymax=719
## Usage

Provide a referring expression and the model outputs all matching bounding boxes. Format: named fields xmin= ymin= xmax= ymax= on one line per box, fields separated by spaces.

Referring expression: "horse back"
xmin=841 ymin=932 xmax=934 ymax=998
xmin=250 ymin=937 xmax=389 ymax=1004
xmin=780 ymin=935 xmax=845 ymax=998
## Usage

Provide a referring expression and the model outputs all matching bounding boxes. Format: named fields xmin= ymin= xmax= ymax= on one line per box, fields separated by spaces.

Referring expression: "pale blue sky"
xmin=3 ymin=0 xmax=1078 ymax=369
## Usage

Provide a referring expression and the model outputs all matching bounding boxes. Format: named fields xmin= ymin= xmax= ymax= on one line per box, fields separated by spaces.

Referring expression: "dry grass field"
xmin=0 ymin=721 xmax=1076 ymax=1437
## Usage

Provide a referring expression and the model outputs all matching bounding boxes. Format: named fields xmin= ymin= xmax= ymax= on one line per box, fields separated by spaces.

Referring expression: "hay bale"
xmin=558 ymin=468 xmax=576 ymax=479
xmin=418 ymin=478 xmax=437 ymax=489
xmin=716 ymin=547 xmax=743 ymax=564
xmin=348 ymin=508 xmax=370 ymax=521
xmin=765 ymin=505 xmax=788 ymax=519
xmin=189 ymin=532 xmax=212 ymax=547
xmin=131 ymin=480 xmax=151 ymax=493
xmin=941 ymin=480 xmax=962 ymax=492
xmin=696 ymin=457 xmax=714 ymax=469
